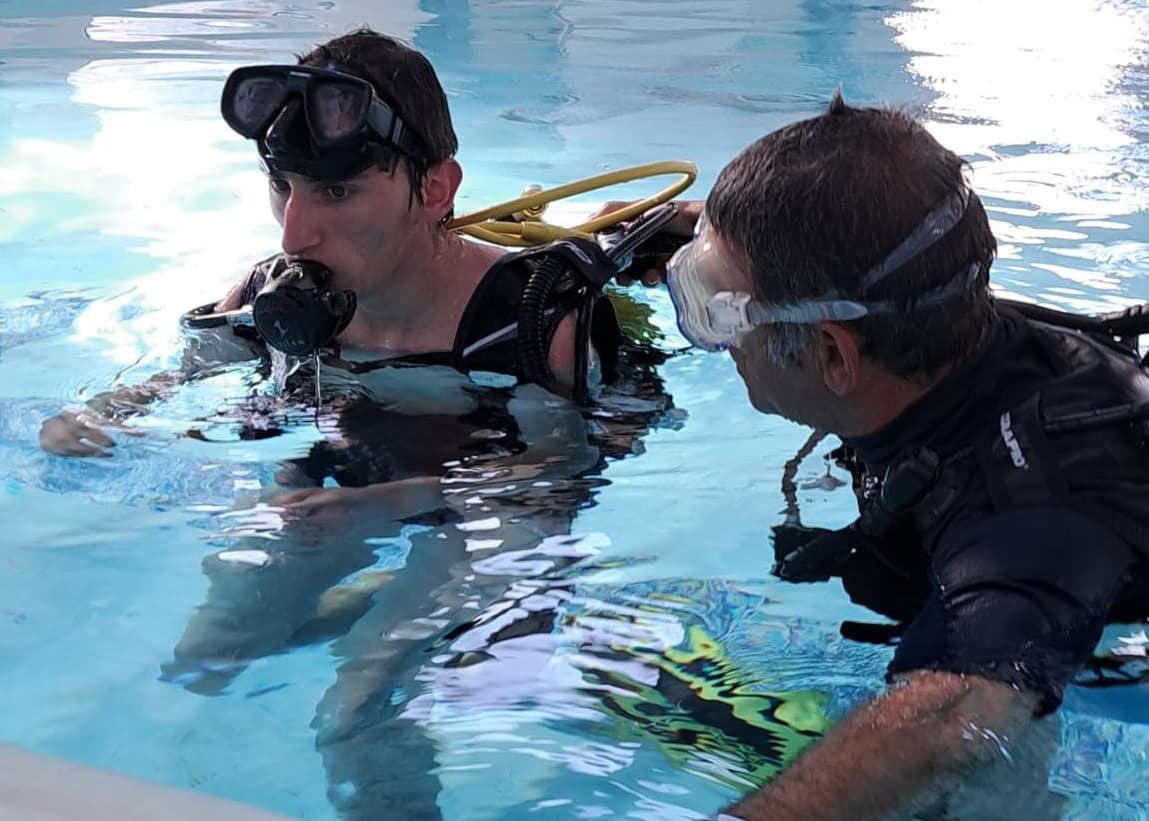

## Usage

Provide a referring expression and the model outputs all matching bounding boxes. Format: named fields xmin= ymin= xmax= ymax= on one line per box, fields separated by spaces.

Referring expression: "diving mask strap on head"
xmin=858 ymin=185 xmax=971 ymax=294
xmin=667 ymin=185 xmax=980 ymax=351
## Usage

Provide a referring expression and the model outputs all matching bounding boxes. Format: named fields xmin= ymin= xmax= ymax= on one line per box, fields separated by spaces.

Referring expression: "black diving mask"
xmin=220 ymin=64 xmax=425 ymax=182
xmin=180 ymin=259 xmax=357 ymax=358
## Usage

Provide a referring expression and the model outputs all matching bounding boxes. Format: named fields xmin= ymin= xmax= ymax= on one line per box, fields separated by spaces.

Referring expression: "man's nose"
xmin=280 ymin=191 xmax=322 ymax=258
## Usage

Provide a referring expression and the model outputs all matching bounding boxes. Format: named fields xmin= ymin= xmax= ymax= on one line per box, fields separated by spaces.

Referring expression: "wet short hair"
xmin=299 ymin=28 xmax=458 ymax=202
xmin=706 ymin=91 xmax=996 ymax=379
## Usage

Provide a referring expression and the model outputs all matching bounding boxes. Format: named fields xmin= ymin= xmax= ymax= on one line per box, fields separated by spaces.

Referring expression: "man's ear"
xmin=814 ymin=321 xmax=863 ymax=396
xmin=422 ymin=157 xmax=462 ymax=223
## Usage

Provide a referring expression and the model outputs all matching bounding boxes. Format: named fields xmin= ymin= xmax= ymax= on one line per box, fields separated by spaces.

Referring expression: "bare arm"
xmin=40 ymin=272 xmax=262 ymax=456
xmin=86 ymin=269 xmax=259 ymax=420
xmin=751 ymin=503 xmax=1137 ymax=820
xmin=546 ymin=311 xmax=580 ymax=396
xmin=722 ymin=671 xmax=1038 ymax=821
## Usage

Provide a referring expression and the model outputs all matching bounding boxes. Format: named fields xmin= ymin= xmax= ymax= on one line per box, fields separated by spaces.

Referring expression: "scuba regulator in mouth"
xmin=181 ymin=258 xmax=357 ymax=358
xmin=251 ymin=260 xmax=356 ymax=357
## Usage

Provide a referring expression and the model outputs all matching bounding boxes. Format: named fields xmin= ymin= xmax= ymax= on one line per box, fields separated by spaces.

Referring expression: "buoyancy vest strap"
xmin=453 ymin=241 xmax=622 ymax=399
xmin=998 ymin=297 xmax=1149 ymax=353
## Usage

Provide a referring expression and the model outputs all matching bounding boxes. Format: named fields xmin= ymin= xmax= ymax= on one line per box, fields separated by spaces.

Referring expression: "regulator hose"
xmin=514 ymin=204 xmax=681 ymax=404
xmin=516 ymin=252 xmax=574 ymax=394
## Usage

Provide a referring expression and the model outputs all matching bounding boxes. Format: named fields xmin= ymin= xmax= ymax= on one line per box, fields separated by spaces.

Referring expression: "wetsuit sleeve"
xmin=888 ymin=505 xmax=1137 ymax=714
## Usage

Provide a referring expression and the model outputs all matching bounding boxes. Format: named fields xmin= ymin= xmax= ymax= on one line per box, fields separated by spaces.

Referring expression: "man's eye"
xmin=269 ymin=177 xmax=290 ymax=194
xmin=325 ymin=185 xmax=350 ymax=201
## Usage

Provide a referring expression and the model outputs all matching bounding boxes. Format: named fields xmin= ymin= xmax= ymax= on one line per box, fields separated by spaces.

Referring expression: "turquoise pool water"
xmin=2 ymin=1 xmax=1149 ymax=819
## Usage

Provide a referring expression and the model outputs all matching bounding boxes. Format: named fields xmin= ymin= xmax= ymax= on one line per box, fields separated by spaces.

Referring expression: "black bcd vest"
xmin=775 ymin=301 xmax=1149 ymax=624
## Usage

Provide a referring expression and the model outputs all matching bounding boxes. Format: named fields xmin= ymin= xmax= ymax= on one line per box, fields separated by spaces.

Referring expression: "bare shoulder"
xmin=214 ymin=277 xmax=249 ymax=312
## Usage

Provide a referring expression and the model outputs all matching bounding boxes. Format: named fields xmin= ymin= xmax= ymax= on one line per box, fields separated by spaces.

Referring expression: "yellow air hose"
xmin=445 ymin=160 xmax=698 ymax=247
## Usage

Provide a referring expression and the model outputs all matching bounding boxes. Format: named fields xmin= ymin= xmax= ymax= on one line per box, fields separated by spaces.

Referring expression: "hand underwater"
xmin=39 ymin=409 xmax=142 ymax=457
xmin=276 ymin=477 xmax=445 ymax=527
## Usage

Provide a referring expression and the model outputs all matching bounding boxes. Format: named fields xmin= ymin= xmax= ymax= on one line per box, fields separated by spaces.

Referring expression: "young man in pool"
xmin=39 ymin=27 xmax=617 ymax=462
xmin=37 ymin=28 xmax=681 ymax=820
xmin=644 ymin=93 xmax=1149 ymax=820
xmin=38 ymin=27 xmax=652 ymax=663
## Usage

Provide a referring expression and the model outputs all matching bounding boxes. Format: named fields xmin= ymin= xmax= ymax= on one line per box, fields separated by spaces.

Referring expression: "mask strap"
xmin=739 ymin=259 xmax=983 ymax=326
xmin=702 ymin=185 xmax=980 ymax=330
xmin=860 ymin=185 xmax=971 ymax=295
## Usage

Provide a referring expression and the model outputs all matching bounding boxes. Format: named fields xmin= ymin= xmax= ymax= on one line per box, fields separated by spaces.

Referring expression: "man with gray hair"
xmin=648 ymin=92 xmax=1149 ymax=818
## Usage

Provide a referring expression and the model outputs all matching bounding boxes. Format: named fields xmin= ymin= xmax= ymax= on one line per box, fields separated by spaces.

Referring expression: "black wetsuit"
xmin=831 ymin=310 xmax=1149 ymax=712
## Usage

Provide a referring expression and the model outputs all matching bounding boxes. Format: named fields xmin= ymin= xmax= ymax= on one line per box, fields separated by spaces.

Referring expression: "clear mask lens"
xmin=666 ymin=219 xmax=744 ymax=352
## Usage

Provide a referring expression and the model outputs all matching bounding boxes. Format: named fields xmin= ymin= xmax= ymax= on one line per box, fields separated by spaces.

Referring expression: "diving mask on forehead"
xmin=666 ymin=186 xmax=981 ymax=352
xmin=220 ymin=64 xmax=425 ymax=182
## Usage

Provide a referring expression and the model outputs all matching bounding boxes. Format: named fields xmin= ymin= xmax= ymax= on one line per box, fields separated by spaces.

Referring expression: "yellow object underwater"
xmin=588 ymin=622 xmax=832 ymax=790
xmin=445 ymin=160 xmax=698 ymax=247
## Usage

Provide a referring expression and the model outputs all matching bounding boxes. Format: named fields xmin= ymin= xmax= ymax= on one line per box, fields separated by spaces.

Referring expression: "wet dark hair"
xmin=298 ymin=27 xmax=458 ymax=204
xmin=706 ymin=90 xmax=996 ymax=379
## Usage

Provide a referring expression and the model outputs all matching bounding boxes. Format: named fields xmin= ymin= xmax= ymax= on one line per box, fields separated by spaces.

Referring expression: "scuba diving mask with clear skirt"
xmin=665 ymin=187 xmax=983 ymax=352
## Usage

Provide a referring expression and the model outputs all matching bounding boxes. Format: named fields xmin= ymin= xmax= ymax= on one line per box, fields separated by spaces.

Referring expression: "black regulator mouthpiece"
xmin=251 ymin=260 xmax=357 ymax=357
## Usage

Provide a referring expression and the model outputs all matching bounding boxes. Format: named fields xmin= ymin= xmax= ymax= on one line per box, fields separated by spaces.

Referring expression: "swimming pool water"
xmin=3 ymin=1 xmax=1149 ymax=819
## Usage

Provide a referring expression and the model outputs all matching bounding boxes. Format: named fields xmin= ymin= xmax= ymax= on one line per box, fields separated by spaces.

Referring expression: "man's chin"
xmin=746 ymin=389 xmax=775 ymax=417
xmin=749 ymin=391 xmax=805 ymax=424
